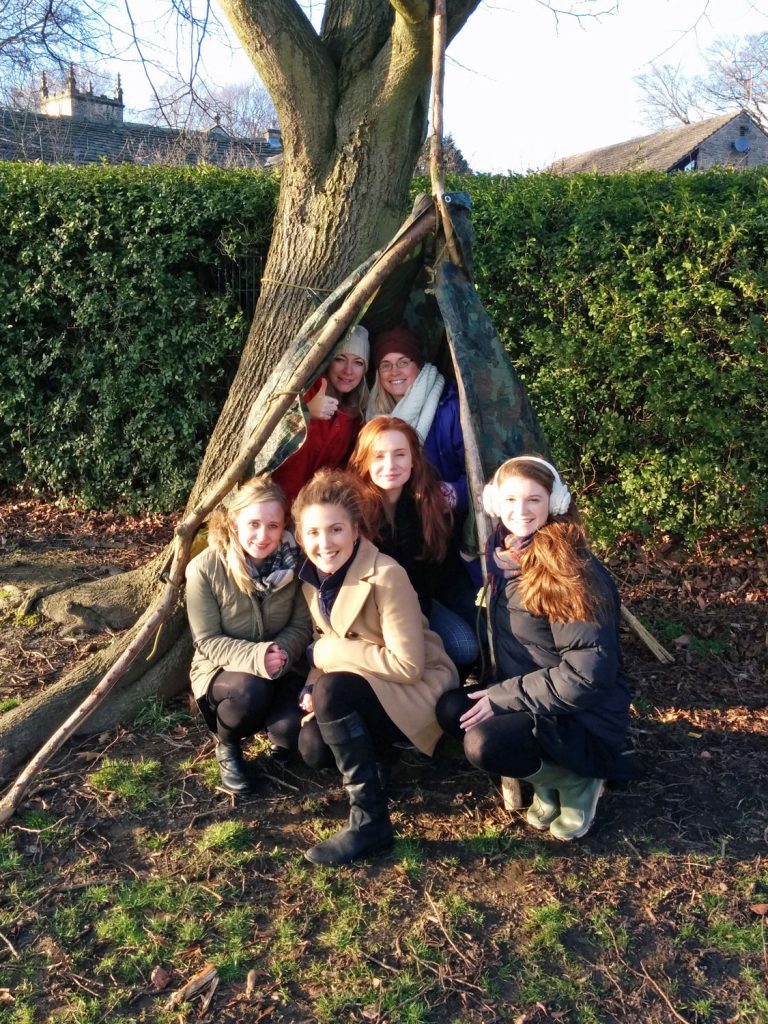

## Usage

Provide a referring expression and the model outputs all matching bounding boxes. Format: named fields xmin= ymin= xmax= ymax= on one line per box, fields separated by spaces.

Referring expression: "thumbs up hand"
xmin=307 ymin=378 xmax=339 ymax=420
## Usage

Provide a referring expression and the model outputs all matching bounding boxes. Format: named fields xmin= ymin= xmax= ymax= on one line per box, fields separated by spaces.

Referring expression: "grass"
xmin=87 ymin=756 xmax=163 ymax=810
xmin=133 ymin=694 xmax=191 ymax=732
xmin=1 ymin=697 xmax=766 ymax=1024
xmin=0 ymin=696 xmax=22 ymax=714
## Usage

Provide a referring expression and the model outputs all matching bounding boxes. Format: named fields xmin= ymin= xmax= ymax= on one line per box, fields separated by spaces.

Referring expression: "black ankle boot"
xmin=305 ymin=712 xmax=394 ymax=866
xmin=215 ymin=739 xmax=252 ymax=794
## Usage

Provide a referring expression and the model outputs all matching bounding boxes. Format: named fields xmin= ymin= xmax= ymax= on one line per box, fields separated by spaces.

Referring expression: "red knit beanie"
xmin=373 ymin=325 xmax=424 ymax=369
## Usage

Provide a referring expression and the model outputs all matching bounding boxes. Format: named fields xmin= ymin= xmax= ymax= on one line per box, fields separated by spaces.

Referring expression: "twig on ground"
xmin=0 ymin=930 xmax=19 ymax=958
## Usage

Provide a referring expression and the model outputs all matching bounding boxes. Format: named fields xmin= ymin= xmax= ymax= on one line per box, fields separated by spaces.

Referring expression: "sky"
xmin=105 ymin=0 xmax=768 ymax=174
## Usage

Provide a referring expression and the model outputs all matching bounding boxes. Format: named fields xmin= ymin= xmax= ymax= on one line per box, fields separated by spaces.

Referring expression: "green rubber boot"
xmin=521 ymin=763 xmax=560 ymax=831
xmin=523 ymin=761 xmax=603 ymax=840
xmin=549 ymin=769 xmax=604 ymax=842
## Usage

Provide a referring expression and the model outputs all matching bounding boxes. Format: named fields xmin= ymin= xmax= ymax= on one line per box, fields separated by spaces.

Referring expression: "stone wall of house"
xmin=698 ymin=111 xmax=768 ymax=169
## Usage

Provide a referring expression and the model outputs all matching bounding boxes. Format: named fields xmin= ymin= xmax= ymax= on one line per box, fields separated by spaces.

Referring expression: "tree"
xmin=0 ymin=0 xmax=109 ymax=104
xmin=0 ymin=0 xmax=611 ymax=781
xmin=143 ymin=78 xmax=277 ymax=136
xmin=415 ymin=131 xmax=472 ymax=174
xmin=636 ymin=32 xmax=768 ymax=129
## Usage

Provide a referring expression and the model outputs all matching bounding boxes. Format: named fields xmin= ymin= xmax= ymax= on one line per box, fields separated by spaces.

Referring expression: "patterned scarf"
xmin=247 ymin=530 xmax=300 ymax=592
xmin=487 ymin=526 xmax=533 ymax=595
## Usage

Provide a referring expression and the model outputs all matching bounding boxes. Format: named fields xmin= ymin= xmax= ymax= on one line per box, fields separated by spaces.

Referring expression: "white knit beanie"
xmin=335 ymin=325 xmax=370 ymax=368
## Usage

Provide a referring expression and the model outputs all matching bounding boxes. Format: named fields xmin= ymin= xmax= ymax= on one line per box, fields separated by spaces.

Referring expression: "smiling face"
xmin=377 ymin=351 xmax=420 ymax=400
xmin=235 ymin=500 xmax=286 ymax=562
xmin=498 ymin=474 xmax=550 ymax=538
xmin=299 ymin=503 xmax=359 ymax=574
xmin=366 ymin=429 xmax=413 ymax=499
xmin=328 ymin=352 xmax=366 ymax=395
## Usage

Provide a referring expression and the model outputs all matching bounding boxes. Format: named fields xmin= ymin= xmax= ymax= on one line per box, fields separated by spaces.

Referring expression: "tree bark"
xmin=0 ymin=0 xmax=482 ymax=781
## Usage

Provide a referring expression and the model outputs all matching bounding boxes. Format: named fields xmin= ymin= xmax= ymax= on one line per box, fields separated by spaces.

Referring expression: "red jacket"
xmin=272 ymin=377 xmax=362 ymax=507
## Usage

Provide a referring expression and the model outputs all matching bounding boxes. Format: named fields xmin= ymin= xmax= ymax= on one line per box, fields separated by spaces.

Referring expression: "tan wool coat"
xmin=186 ymin=545 xmax=312 ymax=699
xmin=304 ymin=537 xmax=459 ymax=755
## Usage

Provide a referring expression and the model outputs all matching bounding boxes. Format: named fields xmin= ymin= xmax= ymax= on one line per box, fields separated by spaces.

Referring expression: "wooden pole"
xmin=429 ymin=0 xmax=463 ymax=268
xmin=0 ymin=205 xmax=438 ymax=826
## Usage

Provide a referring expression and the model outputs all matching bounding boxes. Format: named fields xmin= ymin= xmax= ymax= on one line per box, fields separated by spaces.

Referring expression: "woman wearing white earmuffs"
xmin=435 ymin=455 xmax=635 ymax=841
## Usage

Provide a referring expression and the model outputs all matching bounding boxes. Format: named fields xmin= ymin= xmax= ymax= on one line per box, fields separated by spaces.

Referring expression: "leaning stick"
xmin=621 ymin=605 xmax=674 ymax=664
xmin=0 ymin=206 xmax=438 ymax=826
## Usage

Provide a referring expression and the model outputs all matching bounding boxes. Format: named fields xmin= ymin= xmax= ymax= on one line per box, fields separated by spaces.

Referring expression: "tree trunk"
xmin=0 ymin=0 xmax=482 ymax=781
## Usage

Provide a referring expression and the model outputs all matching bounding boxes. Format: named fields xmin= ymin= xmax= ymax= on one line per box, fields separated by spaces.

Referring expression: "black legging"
xmin=436 ymin=686 xmax=542 ymax=778
xmin=298 ymin=671 xmax=409 ymax=769
xmin=207 ymin=670 xmax=303 ymax=749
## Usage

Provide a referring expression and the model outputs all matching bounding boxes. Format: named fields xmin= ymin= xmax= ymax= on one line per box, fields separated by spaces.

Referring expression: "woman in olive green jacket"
xmin=185 ymin=478 xmax=312 ymax=793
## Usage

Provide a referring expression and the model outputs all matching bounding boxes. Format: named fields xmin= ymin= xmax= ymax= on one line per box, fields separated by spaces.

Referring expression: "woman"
xmin=272 ymin=325 xmax=370 ymax=507
xmin=185 ymin=478 xmax=312 ymax=794
xmin=348 ymin=416 xmax=479 ymax=669
xmin=436 ymin=456 xmax=634 ymax=841
xmin=366 ymin=324 xmax=467 ymax=513
xmin=293 ymin=468 xmax=459 ymax=866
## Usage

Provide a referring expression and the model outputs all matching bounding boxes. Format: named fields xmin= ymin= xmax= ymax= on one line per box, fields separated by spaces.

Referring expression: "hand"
xmin=264 ymin=644 xmax=288 ymax=677
xmin=298 ymin=686 xmax=314 ymax=713
xmin=459 ymin=689 xmax=495 ymax=731
xmin=306 ymin=378 xmax=339 ymax=421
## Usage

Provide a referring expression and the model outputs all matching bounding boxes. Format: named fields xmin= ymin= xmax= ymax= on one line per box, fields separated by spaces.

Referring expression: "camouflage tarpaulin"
xmin=242 ymin=192 xmax=548 ymax=487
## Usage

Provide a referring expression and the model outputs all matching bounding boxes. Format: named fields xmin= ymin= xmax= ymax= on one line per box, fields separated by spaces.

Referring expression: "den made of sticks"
xmin=1 ymin=2 xmax=768 ymax=1022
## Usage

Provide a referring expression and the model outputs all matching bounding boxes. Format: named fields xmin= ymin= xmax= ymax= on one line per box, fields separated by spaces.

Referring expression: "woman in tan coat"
xmin=185 ymin=478 xmax=312 ymax=794
xmin=293 ymin=468 xmax=458 ymax=866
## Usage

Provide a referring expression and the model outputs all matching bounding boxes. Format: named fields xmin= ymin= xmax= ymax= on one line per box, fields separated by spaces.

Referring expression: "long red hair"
xmin=495 ymin=458 xmax=604 ymax=623
xmin=348 ymin=417 xmax=452 ymax=563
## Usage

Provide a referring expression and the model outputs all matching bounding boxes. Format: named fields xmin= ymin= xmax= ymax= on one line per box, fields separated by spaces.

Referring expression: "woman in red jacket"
xmin=272 ymin=326 xmax=369 ymax=507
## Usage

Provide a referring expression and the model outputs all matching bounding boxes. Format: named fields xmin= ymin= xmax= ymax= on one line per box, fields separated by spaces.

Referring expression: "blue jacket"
xmin=423 ymin=383 xmax=468 ymax=514
xmin=487 ymin=554 xmax=635 ymax=780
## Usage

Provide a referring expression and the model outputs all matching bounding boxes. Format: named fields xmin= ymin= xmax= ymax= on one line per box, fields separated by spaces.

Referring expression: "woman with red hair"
xmin=348 ymin=417 xmax=479 ymax=670
xmin=436 ymin=456 xmax=634 ymax=841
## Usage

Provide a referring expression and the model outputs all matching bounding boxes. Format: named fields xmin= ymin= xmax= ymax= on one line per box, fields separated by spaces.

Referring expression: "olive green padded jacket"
xmin=185 ymin=546 xmax=312 ymax=699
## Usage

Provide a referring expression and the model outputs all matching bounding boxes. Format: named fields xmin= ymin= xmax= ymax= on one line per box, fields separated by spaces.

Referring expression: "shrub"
xmin=0 ymin=163 xmax=278 ymax=511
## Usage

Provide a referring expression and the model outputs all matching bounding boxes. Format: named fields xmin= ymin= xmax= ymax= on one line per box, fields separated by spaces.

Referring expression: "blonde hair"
xmin=495 ymin=459 xmax=604 ymax=623
xmin=327 ymin=329 xmax=370 ymax=418
xmin=209 ymin=478 xmax=289 ymax=595
xmin=366 ymin=378 xmax=398 ymax=417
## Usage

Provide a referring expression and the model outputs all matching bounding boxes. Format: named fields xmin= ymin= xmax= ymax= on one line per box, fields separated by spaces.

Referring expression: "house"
xmin=0 ymin=67 xmax=282 ymax=169
xmin=548 ymin=110 xmax=768 ymax=175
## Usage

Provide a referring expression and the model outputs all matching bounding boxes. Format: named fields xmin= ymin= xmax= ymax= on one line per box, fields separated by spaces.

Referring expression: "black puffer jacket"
xmin=487 ymin=555 xmax=635 ymax=780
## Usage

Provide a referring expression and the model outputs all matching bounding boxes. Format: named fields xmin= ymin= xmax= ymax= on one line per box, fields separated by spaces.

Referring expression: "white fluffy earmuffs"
xmin=482 ymin=456 xmax=571 ymax=519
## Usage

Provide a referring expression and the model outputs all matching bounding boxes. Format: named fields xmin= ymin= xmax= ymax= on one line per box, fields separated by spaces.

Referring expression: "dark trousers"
xmin=436 ymin=686 xmax=543 ymax=778
xmin=298 ymin=671 xmax=409 ymax=769
xmin=204 ymin=670 xmax=304 ymax=749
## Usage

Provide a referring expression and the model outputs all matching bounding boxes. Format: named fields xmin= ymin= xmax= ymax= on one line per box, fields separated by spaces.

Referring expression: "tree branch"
xmin=216 ymin=0 xmax=337 ymax=167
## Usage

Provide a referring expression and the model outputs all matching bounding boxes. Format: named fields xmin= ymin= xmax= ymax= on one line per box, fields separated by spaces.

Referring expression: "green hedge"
xmin=0 ymin=163 xmax=277 ymax=510
xmin=462 ymin=169 xmax=768 ymax=545
xmin=2 ymin=164 xmax=767 ymax=544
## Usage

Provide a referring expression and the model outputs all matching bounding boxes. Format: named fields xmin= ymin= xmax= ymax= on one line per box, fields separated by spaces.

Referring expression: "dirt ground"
xmin=1 ymin=495 xmax=766 ymax=1024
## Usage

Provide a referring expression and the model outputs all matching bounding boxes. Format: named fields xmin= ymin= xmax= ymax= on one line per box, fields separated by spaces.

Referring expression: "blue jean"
xmin=429 ymin=599 xmax=479 ymax=666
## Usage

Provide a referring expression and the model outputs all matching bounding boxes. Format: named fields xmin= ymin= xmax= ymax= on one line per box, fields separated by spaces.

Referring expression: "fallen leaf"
xmin=749 ymin=903 xmax=768 ymax=916
xmin=149 ymin=966 xmax=171 ymax=992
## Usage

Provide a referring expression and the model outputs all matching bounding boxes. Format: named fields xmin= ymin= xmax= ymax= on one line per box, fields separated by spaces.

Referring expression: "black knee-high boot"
xmin=305 ymin=711 xmax=394 ymax=866
xmin=214 ymin=738 xmax=252 ymax=794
